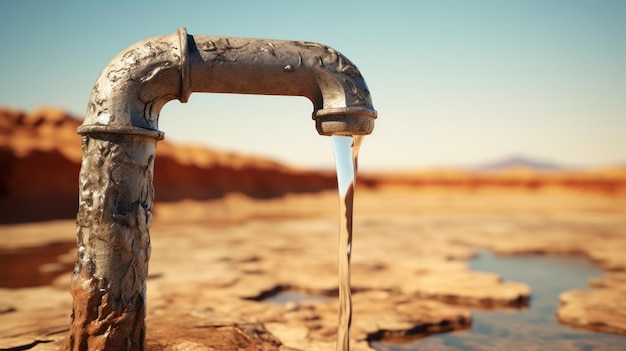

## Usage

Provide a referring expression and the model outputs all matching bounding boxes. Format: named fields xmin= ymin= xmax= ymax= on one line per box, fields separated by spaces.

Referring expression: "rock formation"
xmin=0 ymin=107 xmax=337 ymax=223
xmin=2 ymin=106 xmax=625 ymax=223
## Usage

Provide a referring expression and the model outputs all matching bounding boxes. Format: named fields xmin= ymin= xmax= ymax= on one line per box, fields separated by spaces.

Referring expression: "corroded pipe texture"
xmin=67 ymin=134 xmax=156 ymax=350
xmin=67 ymin=27 xmax=376 ymax=350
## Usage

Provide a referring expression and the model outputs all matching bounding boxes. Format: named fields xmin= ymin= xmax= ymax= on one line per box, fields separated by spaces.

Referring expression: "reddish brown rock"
xmin=2 ymin=106 xmax=625 ymax=224
xmin=0 ymin=107 xmax=337 ymax=223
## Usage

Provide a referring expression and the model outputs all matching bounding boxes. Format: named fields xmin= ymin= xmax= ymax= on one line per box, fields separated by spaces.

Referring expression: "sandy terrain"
xmin=1 ymin=188 xmax=625 ymax=350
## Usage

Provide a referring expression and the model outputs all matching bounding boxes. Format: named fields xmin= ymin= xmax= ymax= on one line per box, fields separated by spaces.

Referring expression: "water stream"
xmin=331 ymin=135 xmax=364 ymax=351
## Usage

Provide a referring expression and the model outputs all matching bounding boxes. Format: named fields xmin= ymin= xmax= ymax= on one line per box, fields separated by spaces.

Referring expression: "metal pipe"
xmin=67 ymin=27 xmax=376 ymax=350
xmin=79 ymin=27 xmax=376 ymax=137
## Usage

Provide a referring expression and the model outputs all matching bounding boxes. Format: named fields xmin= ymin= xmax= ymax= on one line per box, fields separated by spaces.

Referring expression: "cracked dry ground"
xmin=1 ymin=189 xmax=625 ymax=350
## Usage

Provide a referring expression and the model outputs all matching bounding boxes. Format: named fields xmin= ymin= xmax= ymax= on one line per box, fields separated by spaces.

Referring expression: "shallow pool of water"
xmin=372 ymin=252 xmax=626 ymax=351
xmin=264 ymin=291 xmax=330 ymax=304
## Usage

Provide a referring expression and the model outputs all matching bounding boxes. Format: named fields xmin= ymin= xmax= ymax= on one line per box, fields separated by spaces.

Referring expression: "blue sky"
xmin=1 ymin=0 xmax=625 ymax=170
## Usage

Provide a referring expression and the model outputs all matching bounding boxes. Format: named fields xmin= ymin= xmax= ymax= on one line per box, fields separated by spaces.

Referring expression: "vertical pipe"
xmin=67 ymin=131 xmax=160 ymax=350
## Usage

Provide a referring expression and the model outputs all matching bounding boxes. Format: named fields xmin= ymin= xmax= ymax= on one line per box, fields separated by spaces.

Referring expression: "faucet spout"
xmin=79 ymin=27 xmax=376 ymax=138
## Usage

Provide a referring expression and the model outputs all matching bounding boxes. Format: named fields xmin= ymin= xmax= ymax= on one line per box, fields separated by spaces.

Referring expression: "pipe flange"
xmin=78 ymin=125 xmax=165 ymax=140
xmin=178 ymin=27 xmax=191 ymax=103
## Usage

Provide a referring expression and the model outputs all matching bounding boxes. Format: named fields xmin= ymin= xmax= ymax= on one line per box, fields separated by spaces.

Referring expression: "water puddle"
xmin=264 ymin=291 xmax=330 ymax=304
xmin=372 ymin=251 xmax=626 ymax=350
xmin=331 ymin=135 xmax=363 ymax=351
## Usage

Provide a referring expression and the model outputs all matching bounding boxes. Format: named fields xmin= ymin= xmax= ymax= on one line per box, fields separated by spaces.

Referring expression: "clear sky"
xmin=1 ymin=0 xmax=625 ymax=171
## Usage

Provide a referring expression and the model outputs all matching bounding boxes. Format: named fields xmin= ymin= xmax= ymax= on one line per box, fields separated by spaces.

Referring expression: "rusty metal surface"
xmin=68 ymin=27 xmax=377 ymax=350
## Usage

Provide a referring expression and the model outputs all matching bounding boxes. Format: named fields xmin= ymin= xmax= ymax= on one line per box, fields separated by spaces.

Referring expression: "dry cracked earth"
xmin=1 ymin=189 xmax=626 ymax=350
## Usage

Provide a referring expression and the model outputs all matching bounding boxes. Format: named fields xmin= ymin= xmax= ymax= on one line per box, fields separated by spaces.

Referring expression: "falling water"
xmin=331 ymin=135 xmax=364 ymax=351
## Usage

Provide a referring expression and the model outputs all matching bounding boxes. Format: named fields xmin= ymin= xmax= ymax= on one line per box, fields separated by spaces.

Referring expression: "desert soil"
xmin=1 ymin=188 xmax=625 ymax=350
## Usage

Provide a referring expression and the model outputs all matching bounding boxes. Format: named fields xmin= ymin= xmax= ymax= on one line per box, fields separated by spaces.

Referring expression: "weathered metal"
xmin=67 ymin=27 xmax=376 ymax=350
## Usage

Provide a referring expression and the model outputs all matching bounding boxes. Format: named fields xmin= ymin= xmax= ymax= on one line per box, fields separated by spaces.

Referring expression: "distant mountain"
xmin=474 ymin=155 xmax=566 ymax=172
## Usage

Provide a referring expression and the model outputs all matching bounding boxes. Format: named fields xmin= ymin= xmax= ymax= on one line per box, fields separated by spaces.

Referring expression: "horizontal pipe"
xmin=79 ymin=27 xmax=376 ymax=138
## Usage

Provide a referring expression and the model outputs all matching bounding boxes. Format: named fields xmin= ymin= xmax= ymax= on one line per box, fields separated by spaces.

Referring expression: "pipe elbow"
xmin=295 ymin=41 xmax=378 ymax=136
xmin=78 ymin=28 xmax=376 ymax=139
xmin=79 ymin=29 xmax=187 ymax=139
